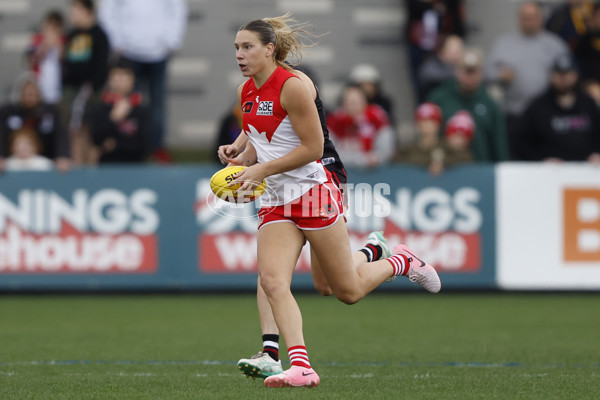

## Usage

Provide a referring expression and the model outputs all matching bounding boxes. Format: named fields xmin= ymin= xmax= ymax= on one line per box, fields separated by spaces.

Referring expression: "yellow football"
xmin=209 ymin=165 xmax=266 ymax=203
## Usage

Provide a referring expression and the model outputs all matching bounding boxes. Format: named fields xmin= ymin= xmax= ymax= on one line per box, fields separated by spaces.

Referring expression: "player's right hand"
xmin=218 ymin=144 xmax=239 ymax=165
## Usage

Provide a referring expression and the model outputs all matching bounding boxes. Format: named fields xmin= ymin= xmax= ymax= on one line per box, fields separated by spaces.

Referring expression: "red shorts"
xmin=258 ymin=181 xmax=344 ymax=230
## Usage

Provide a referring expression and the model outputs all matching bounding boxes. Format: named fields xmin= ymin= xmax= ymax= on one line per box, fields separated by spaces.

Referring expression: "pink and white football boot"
xmin=264 ymin=366 xmax=320 ymax=388
xmin=393 ymin=245 xmax=441 ymax=293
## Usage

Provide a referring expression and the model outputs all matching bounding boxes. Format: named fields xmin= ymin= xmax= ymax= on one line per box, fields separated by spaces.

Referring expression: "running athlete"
xmin=219 ymin=65 xmax=392 ymax=379
xmin=228 ymin=14 xmax=441 ymax=388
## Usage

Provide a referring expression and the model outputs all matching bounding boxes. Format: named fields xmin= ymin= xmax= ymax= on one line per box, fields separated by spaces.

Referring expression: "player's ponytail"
xmin=240 ymin=13 xmax=319 ymax=70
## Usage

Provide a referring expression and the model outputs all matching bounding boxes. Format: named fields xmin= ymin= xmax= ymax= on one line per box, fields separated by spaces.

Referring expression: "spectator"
xmin=0 ymin=74 xmax=69 ymax=171
xmin=90 ymin=59 xmax=148 ymax=164
xmin=398 ymin=102 xmax=445 ymax=174
xmin=575 ymin=3 xmax=600 ymax=92
xmin=327 ymin=85 xmax=395 ymax=168
xmin=399 ymin=103 xmax=473 ymax=175
xmin=26 ymin=10 xmax=65 ymax=105
xmin=515 ymin=54 xmax=600 ymax=162
xmin=442 ymin=110 xmax=475 ymax=168
xmin=4 ymin=128 xmax=54 ymax=171
xmin=348 ymin=64 xmax=396 ymax=124
xmin=404 ymin=0 xmax=466 ymax=102
xmin=62 ymin=0 xmax=110 ymax=164
xmin=419 ymin=34 xmax=465 ymax=99
xmin=428 ymin=49 xmax=509 ymax=162
xmin=99 ymin=0 xmax=188 ymax=163
xmin=546 ymin=0 xmax=595 ymax=51
xmin=486 ymin=1 xmax=569 ymax=155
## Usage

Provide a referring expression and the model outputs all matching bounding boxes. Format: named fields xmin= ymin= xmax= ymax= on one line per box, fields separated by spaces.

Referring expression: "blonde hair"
xmin=240 ymin=13 xmax=320 ymax=70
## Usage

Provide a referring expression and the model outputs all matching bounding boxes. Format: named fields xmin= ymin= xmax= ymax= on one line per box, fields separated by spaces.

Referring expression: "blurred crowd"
xmin=400 ymin=0 xmax=600 ymax=173
xmin=0 ymin=0 xmax=187 ymax=172
xmin=2 ymin=0 xmax=600 ymax=175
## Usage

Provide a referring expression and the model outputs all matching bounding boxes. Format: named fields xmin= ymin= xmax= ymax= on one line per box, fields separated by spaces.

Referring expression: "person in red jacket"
xmin=326 ymin=85 xmax=395 ymax=168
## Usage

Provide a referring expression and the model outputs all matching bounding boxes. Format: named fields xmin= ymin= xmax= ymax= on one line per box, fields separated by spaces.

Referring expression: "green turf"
xmin=1 ymin=293 xmax=599 ymax=399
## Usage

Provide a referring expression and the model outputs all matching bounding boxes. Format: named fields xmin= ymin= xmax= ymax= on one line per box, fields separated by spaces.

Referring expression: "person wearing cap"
xmin=399 ymin=104 xmax=472 ymax=175
xmin=348 ymin=64 xmax=395 ymax=124
xmin=515 ymin=54 xmax=600 ymax=162
xmin=486 ymin=2 xmax=569 ymax=156
xmin=443 ymin=110 xmax=475 ymax=167
xmin=398 ymin=102 xmax=443 ymax=170
xmin=400 ymin=102 xmax=446 ymax=174
xmin=427 ymin=48 xmax=509 ymax=163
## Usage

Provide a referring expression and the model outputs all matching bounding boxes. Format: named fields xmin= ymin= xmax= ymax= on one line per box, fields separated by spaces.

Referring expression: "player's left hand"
xmin=228 ymin=143 xmax=257 ymax=167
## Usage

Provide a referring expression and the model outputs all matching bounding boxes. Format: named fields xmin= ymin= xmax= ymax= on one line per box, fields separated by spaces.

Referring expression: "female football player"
xmin=227 ymin=13 xmax=441 ymax=388
xmin=220 ymin=66 xmax=393 ymax=381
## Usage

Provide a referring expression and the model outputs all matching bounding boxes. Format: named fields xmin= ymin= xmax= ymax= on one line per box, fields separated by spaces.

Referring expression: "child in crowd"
xmin=398 ymin=102 xmax=445 ymax=174
xmin=0 ymin=75 xmax=70 ymax=172
xmin=399 ymin=104 xmax=473 ymax=175
xmin=62 ymin=0 xmax=110 ymax=164
xmin=26 ymin=10 xmax=65 ymax=105
xmin=441 ymin=110 xmax=475 ymax=169
xmin=90 ymin=59 xmax=148 ymax=163
xmin=5 ymin=128 xmax=54 ymax=171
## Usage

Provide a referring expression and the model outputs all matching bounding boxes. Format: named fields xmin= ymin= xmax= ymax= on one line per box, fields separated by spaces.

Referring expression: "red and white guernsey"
xmin=241 ymin=67 xmax=326 ymax=206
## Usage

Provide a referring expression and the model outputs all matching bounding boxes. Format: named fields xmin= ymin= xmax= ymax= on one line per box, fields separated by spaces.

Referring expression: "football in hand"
xmin=209 ymin=165 xmax=266 ymax=203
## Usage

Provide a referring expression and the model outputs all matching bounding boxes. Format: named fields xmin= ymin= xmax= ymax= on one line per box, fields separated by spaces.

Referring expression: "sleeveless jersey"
xmin=241 ymin=66 xmax=326 ymax=206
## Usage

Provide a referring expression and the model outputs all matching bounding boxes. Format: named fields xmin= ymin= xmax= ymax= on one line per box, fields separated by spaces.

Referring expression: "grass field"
xmin=1 ymin=293 xmax=599 ymax=399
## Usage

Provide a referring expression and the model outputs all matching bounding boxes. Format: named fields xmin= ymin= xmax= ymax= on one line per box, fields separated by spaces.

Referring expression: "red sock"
xmin=387 ymin=254 xmax=410 ymax=276
xmin=288 ymin=345 xmax=311 ymax=369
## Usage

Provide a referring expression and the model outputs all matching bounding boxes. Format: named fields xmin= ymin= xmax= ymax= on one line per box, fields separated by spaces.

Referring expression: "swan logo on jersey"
xmin=243 ymin=102 xmax=253 ymax=114
xmin=256 ymin=101 xmax=273 ymax=116
xmin=246 ymin=124 xmax=273 ymax=142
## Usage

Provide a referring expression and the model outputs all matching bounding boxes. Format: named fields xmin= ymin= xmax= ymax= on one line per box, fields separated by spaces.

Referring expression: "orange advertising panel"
xmin=564 ymin=189 xmax=600 ymax=262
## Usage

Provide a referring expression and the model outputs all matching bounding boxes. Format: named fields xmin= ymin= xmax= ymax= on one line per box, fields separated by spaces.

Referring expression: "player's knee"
xmin=259 ymin=274 xmax=289 ymax=298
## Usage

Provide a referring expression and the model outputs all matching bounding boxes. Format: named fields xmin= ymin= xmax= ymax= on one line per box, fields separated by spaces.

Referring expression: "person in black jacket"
xmin=0 ymin=74 xmax=70 ymax=171
xmin=515 ymin=54 xmax=600 ymax=162
xmin=61 ymin=0 xmax=109 ymax=164
xmin=575 ymin=3 xmax=600 ymax=106
xmin=90 ymin=59 xmax=148 ymax=163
